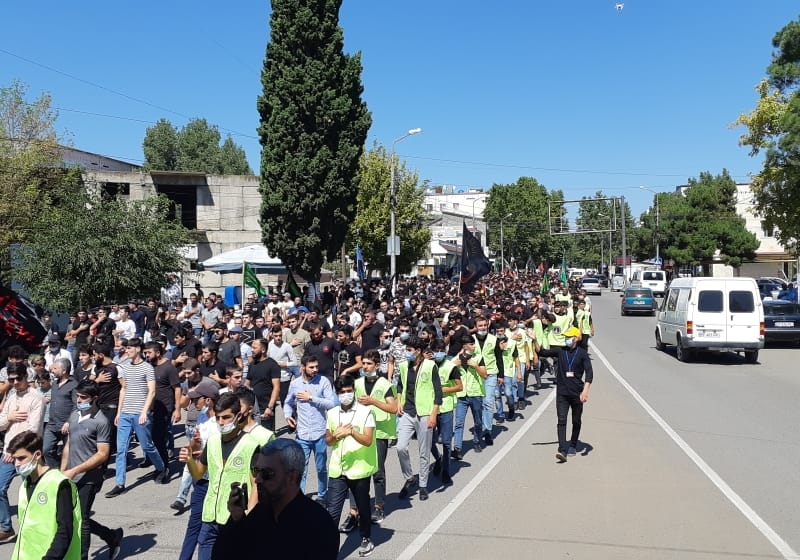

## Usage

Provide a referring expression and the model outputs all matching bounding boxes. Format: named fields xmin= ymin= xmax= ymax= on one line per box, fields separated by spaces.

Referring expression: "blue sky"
xmin=2 ymin=1 xmax=798 ymax=217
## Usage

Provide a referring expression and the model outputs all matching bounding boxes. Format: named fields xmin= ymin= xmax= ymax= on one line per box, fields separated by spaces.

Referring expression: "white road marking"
xmin=590 ymin=340 xmax=800 ymax=560
xmin=396 ymin=389 xmax=557 ymax=560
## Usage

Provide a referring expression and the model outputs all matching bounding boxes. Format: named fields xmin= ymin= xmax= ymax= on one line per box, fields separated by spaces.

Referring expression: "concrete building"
xmin=423 ymin=186 xmax=488 ymax=253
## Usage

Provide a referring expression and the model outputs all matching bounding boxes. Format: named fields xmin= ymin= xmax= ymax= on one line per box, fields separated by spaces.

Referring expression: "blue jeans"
xmin=179 ymin=479 xmax=208 ymax=560
xmin=0 ymin=461 xmax=16 ymax=531
xmin=115 ymin=412 xmax=165 ymax=487
xmin=296 ymin=436 xmax=327 ymax=499
xmin=453 ymin=395 xmax=483 ymax=451
xmin=517 ymin=362 xmax=529 ymax=400
xmin=482 ymin=375 xmax=498 ymax=432
xmin=432 ymin=410 xmax=454 ymax=478
xmin=196 ymin=520 xmax=219 ymax=560
xmin=495 ymin=377 xmax=516 ymax=419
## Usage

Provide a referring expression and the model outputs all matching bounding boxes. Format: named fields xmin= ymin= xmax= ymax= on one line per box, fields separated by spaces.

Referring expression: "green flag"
xmin=286 ymin=269 xmax=303 ymax=299
xmin=540 ymin=273 xmax=550 ymax=295
xmin=243 ymin=262 xmax=266 ymax=296
xmin=559 ymin=254 xmax=569 ymax=285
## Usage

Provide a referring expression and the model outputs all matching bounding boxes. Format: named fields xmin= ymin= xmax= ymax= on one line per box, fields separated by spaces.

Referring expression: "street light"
xmin=500 ymin=212 xmax=512 ymax=273
xmin=639 ymin=186 xmax=660 ymax=267
xmin=389 ymin=127 xmax=422 ymax=293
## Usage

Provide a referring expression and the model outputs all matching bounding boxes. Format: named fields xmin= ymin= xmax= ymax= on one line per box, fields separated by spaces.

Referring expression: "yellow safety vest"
xmin=576 ymin=309 xmax=592 ymax=335
xmin=202 ymin=431 xmax=260 ymax=524
xmin=436 ymin=359 xmax=458 ymax=413
xmin=327 ymin=404 xmax=378 ymax=480
xmin=474 ymin=334 xmax=499 ymax=374
xmin=355 ymin=376 xmax=396 ymax=440
xmin=14 ymin=469 xmax=82 ymax=560
xmin=548 ymin=314 xmax=573 ymax=347
xmin=398 ymin=359 xmax=437 ymax=416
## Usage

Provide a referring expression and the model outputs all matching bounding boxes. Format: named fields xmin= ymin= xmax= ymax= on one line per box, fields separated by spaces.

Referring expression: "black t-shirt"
xmin=304 ymin=338 xmax=336 ymax=379
xmin=173 ymin=339 xmax=201 ymax=360
xmin=359 ymin=322 xmax=383 ymax=351
xmin=153 ymin=360 xmax=180 ymax=411
xmin=247 ymin=358 xmax=281 ymax=409
xmin=446 ymin=325 xmax=470 ymax=356
xmin=71 ymin=318 xmax=91 ymax=346
xmin=94 ymin=363 xmax=121 ymax=408
xmin=200 ymin=360 xmax=227 ymax=380
xmin=335 ymin=341 xmax=362 ymax=375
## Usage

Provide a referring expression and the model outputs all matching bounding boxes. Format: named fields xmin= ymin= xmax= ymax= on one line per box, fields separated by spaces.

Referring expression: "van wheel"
xmin=655 ymin=330 xmax=665 ymax=351
xmin=744 ymin=350 xmax=758 ymax=364
xmin=676 ymin=337 xmax=692 ymax=362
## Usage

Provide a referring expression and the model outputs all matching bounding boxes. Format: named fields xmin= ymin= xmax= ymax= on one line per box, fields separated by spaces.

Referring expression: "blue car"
xmin=620 ymin=287 xmax=656 ymax=316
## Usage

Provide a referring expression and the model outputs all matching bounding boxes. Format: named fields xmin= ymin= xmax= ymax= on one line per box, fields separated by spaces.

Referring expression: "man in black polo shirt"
xmin=245 ymin=339 xmax=281 ymax=432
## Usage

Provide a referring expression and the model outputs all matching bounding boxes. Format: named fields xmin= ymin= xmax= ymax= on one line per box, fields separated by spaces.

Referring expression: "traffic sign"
xmin=652 ymin=257 xmax=662 ymax=266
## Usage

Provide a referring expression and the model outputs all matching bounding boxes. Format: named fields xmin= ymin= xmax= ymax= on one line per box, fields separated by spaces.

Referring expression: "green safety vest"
xmin=501 ymin=347 xmax=516 ymax=377
xmin=355 ymin=376 xmax=397 ymax=440
xmin=576 ymin=309 xmax=592 ymax=335
xmin=202 ymin=431 xmax=261 ymax=524
xmin=398 ymin=359 xmax=437 ymax=417
xmin=474 ymin=334 xmax=499 ymax=374
xmin=327 ymin=404 xmax=378 ymax=479
xmin=555 ymin=293 xmax=572 ymax=305
xmin=548 ymin=313 xmax=573 ymax=347
xmin=246 ymin=424 xmax=276 ymax=446
xmin=456 ymin=353 xmax=485 ymax=398
xmin=436 ymin=359 xmax=458 ymax=413
xmin=509 ymin=327 xmax=529 ymax=362
xmin=532 ymin=319 xmax=549 ymax=350
xmin=14 ymin=468 xmax=82 ymax=560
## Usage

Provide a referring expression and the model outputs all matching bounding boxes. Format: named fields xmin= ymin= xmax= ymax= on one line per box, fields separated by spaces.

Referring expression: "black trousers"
xmin=151 ymin=403 xmax=172 ymax=467
xmin=76 ymin=478 xmax=115 ymax=560
xmin=327 ymin=475 xmax=371 ymax=540
xmin=556 ymin=391 xmax=583 ymax=454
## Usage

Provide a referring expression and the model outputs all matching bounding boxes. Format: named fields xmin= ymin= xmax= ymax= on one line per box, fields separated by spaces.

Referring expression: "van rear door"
xmin=727 ymin=288 xmax=761 ymax=345
xmin=693 ymin=286 xmax=727 ymax=344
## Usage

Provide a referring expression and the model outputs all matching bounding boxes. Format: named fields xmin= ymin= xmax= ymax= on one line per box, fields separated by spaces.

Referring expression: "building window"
xmin=426 ymin=204 xmax=433 ymax=212
xmin=761 ymin=220 xmax=775 ymax=238
xmin=440 ymin=203 xmax=446 ymax=211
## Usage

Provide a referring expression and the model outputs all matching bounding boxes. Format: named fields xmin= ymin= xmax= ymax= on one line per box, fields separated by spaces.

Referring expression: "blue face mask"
xmin=405 ymin=351 xmax=416 ymax=361
xmin=399 ymin=332 xmax=411 ymax=342
xmin=76 ymin=401 xmax=91 ymax=412
xmin=433 ymin=351 xmax=447 ymax=362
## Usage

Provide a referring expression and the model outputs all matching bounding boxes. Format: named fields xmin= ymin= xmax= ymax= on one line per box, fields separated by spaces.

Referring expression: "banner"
xmin=460 ymin=221 xmax=491 ymax=295
xmin=243 ymin=262 xmax=266 ymax=296
xmin=0 ymin=287 xmax=47 ymax=354
xmin=356 ymin=245 xmax=366 ymax=281
xmin=286 ymin=270 xmax=303 ymax=300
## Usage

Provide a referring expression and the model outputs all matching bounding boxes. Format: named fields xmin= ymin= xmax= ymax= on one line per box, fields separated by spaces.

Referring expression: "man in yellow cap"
xmin=555 ymin=327 xmax=593 ymax=463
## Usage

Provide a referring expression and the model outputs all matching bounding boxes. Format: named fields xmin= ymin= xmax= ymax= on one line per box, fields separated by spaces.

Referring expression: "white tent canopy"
xmin=201 ymin=244 xmax=284 ymax=272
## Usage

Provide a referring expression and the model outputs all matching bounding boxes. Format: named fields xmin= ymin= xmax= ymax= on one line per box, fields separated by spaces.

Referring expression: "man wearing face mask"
xmin=395 ymin=336 xmax=443 ymax=502
xmin=427 ymin=339 xmax=462 ymax=486
xmin=8 ymin=431 xmax=82 ymax=560
xmin=61 ymin=381 xmax=123 ymax=560
xmin=555 ymin=327 xmax=593 ymax=463
xmin=473 ymin=316 xmax=504 ymax=447
xmin=182 ymin=392 xmax=259 ymax=560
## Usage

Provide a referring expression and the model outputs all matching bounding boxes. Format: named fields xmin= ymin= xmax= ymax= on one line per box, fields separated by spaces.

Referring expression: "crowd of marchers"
xmin=0 ymin=272 xmax=596 ymax=559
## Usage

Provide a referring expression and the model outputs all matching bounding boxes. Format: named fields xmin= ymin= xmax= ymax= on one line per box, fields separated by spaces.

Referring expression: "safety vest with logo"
xmin=576 ymin=309 xmax=592 ymax=335
xmin=202 ymin=431 xmax=260 ymax=524
xmin=398 ymin=359 xmax=437 ymax=417
xmin=455 ymin=353 xmax=485 ymax=398
xmin=436 ymin=359 xmax=458 ymax=413
xmin=548 ymin=313 xmax=573 ymax=347
xmin=14 ymin=468 xmax=82 ymax=560
xmin=509 ymin=326 xmax=529 ymax=362
xmin=327 ymin=403 xmax=378 ymax=480
xmin=501 ymin=346 xmax=517 ymax=378
xmin=355 ymin=376 xmax=396 ymax=440
xmin=474 ymin=334 xmax=499 ymax=375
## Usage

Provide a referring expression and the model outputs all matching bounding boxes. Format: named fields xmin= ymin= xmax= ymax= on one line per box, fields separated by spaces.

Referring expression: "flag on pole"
xmin=559 ymin=254 xmax=569 ymax=284
xmin=540 ymin=273 xmax=550 ymax=295
xmin=286 ymin=269 xmax=303 ymax=299
xmin=356 ymin=245 xmax=366 ymax=281
xmin=0 ymin=286 xmax=47 ymax=354
xmin=460 ymin=221 xmax=491 ymax=295
xmin=243 ymin=262 xmax=266 ymax=296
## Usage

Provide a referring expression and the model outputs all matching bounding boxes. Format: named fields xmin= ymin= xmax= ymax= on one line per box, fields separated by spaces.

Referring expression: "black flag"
xmin=0 ymin=287 xmax=47 ymax=354
xmin=460 ymin=221 xmax=491 ymax=294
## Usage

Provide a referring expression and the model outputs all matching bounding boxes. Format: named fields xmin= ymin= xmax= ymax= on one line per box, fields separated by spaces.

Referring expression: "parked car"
xmin=580 ymin=277 xmax=602 ymax=295
xmin=758 ymin=281 xmax=784 ymax=300
xmin=762 ymin=299 xmax=800 ymax=345
xmin=611 ymin=274 xmax=626 ymax=292
xmin=620 ymin=287 xmax=656 ymax=316
xmin=758 ymin=276 xmax=788 ymax=289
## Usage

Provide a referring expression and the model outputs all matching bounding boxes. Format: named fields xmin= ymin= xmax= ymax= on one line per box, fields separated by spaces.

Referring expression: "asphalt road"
xmin=1 ymin=290 xmax=798 ymax=560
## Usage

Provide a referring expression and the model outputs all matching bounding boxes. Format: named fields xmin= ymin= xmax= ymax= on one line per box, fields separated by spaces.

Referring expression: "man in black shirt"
xmin=90 ymin=343 xmax=121 ymax=456
xmin=245 ymin=339 xmax=281 ymax=432
xmin=334 ymin=325 xmax=362 ymax=378
xmin=555 ymin=327 xmax=593 ymax=463
xmin=304 ymin=327 xmax=336 ymax=381
xmin=354 ymin=311 xmax=382 ymax=351
xmin=213 ymin=438 xmax=338 ymax=559
xmin=144 ymin=342 xmax=181 ymax=469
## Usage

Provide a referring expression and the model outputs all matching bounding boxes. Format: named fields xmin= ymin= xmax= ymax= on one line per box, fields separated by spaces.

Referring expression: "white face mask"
xmin=16 ymin=454 xmax=39 ymax=478
xmin=219 ymin=415 xmax=240 ymax=435
xmin=338 ymin=392 xmax=355 ymax=406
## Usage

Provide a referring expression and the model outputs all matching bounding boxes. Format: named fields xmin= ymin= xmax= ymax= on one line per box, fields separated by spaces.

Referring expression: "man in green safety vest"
xmin=8 ymin=431 xmax=82 ymax=560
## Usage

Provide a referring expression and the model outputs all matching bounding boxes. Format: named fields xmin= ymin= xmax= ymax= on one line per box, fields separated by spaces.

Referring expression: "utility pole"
xmin=620 ymin=196 xmax=628 ymax=281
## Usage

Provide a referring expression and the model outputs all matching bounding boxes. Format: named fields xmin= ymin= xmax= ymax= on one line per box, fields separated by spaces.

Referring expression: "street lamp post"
xmin=500 ymin=212 xmax=512 ymax=273
xmin=389 ymin=127 xmax=422 ymax=293
xmin=640 ymin=186 xmax=660 ymax=267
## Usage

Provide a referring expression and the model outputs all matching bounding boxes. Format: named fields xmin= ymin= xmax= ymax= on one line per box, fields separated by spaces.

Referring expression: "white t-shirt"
xmin=115 ymin=319 xmax=136 ymax=340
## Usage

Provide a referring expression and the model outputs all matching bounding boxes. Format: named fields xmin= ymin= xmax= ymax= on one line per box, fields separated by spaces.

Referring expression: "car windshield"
xmin=582 ymin=279 xmax=598 ymax=284
xmin=626 ymin=290 xmax=651 ymax=298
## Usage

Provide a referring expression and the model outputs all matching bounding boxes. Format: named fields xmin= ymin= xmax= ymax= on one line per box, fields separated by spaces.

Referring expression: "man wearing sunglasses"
xmin=212 ymin=438 xmax=338 ymax=559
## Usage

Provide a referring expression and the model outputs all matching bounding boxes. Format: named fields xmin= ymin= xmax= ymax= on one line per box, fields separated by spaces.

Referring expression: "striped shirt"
xmin=119 ymin=359 xmax=155 ymax=414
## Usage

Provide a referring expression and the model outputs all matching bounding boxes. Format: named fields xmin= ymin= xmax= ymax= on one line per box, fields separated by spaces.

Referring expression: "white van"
xmin=654 ymin=277 xmax=764 ymax=363
xmin=632 ymin=269 xmax=667 ymax=297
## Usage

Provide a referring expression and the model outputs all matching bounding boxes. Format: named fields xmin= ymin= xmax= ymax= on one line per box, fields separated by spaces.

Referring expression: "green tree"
xmin=348 ymin=144 xmax=429 ymax=275
xmin=13 ymin=192 xmax=193 ymax=310
xmin=575 ymin=194 xmax=616 ymax=269
xmin=142 ymin=118 xmax=252 ymax=174
xmin=0 ymin=81 xmax=81 ymax=285
xmin=733 ymin=19 xmax=800 ymax=250
xmin=484 ymin=177 xmax=572 ymax=269
xmin=658 ymin=171 xmax=758 ymax=269
xmin=257 ymin=0 xmax=371 ymax=286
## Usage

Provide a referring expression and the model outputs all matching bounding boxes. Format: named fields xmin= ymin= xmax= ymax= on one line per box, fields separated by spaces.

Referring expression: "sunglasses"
xmin=250 ymin=466 xmax=276 ymax=480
